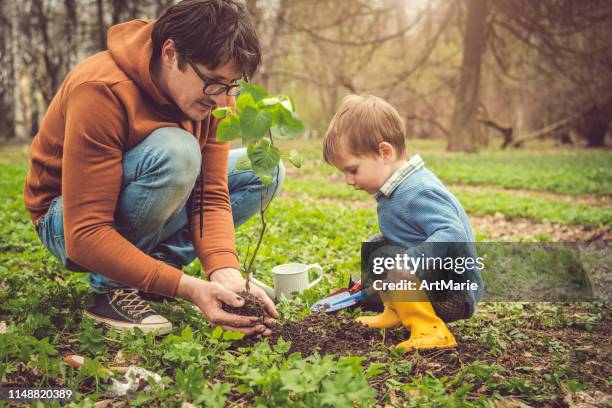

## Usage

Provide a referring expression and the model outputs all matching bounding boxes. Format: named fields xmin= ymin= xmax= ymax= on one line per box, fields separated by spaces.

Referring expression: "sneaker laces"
xmin=111 ymin=289 xmax=155 ymax=318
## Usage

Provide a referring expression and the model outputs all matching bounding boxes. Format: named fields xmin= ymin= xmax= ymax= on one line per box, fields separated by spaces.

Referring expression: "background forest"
xmin=1 ymin=0 xmax=611 ymax=150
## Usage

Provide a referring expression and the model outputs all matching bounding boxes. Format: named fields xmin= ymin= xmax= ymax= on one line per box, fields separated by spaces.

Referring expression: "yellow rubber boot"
xmin=355 ymin=306 xmax=401 ymax=329
xmin=391 ymin=300 xmax=457 ymax=351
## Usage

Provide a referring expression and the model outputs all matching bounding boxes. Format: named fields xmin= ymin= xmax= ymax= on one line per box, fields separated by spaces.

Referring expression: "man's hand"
xmin=176 ymin=274 xmax=267 ymax=336
xmin=209 ymin=268 xmax=278 ymax=334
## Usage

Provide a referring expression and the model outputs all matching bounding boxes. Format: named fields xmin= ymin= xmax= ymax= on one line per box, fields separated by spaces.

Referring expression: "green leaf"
xmin=271 ymin=126 xmax=302 ymax=140
xmin=261 ymin=174 xmax=273 ymax=186
xmin=288 ymin=149 xmax=301 ymax=168
xmin=280 ymin=95 xmax=294 ymax=111
xmin=247 ymin=138 xmax=280 ymax=179
xmin=195 ymin=382 xmax=232 ymax=408
xmin=287 ymin=96 xmax=297 ymax=112
xmin=241 ymin=107 xmax=273 ymax=142
xmin=236 ymin=93 xmax=256 ymax=112
xmin=216 ymin=115 xmax=241 ymax=141
xmin=79 ymin=357 xmax=111 ymax=380
xmin=271 ymin=108 xmax=304 ymax=140
xmin=181 ymin=325 xmax=194 ymax=340
xmin=222 ymin=330 xmax=245 ymax=341
xmin=212 ymin=107 xmax=232 ymax=118
xmin=211 ymin=326 xmax=223 ymax=339
xmin=246 ymin=141 xmax=256 ymax=159
xmin=239 ymin=80 xmax=268 ymax=102
xmin=273 ymin=338 xmax=292 ymax=354
xmin=364 ymin=363 xmax=384 ymax=377
xmin=280 ymin=108 xmax=303 ymax=129
xmin=261 ymin=96 xmax=281 ymax=107
xmin=235 ymin=154 xmax=252 ymax=171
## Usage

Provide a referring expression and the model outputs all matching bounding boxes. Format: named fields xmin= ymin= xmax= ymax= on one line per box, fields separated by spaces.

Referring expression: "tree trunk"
xmin=129 ymin=1 xmax=140 ymax=19
xmin=254 ymin=0 xmax=288 ymax=89
xmin=96 ymin=0 xmax=106 ymax=50
xmin=112 ymin=0 xmax=126 ymax=25
xmin=583 ymin=106 xmax=610 ymax=147
xmin=0 ymin=0 xmax=15 ymax=140
xmin=447 ymin=0 xmax=488 ymax=152
xmin=11 ymin=1 xmax=26 ymax=140
xmin=63 ymin=0 xmax=78 ymax=69
xmin=32 ymin=0 xmax=57 ymax=106
xmin=155 ymin=0 xmax=174 ymax=17
xmin=393 ymin=0 xmax=408 ymax=33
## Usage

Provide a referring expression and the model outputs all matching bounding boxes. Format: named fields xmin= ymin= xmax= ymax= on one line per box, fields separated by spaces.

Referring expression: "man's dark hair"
xmin=152 ymin=0 xmax=261 ymax=78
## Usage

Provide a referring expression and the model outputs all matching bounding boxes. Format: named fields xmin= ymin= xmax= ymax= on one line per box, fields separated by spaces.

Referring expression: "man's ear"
xmin=161 ymin=39 xmax=178 ymax=67
xmin=378 ymin=142 xmax=396 ymax=162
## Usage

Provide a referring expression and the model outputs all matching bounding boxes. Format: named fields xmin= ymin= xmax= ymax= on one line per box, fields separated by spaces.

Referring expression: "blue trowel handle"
xmin=331 ymin=290 xmax=367 ymax=307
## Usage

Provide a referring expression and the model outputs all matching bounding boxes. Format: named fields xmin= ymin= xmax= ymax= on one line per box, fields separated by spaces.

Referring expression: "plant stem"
xmin=243 ymin=132 xmax=282 ymax=292
xmin=244 ymin=184 xmax=268 ymax=281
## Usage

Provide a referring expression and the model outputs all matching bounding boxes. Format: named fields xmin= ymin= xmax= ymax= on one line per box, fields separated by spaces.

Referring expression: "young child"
xmin=323 ymin=94 xmax=483 ymax=350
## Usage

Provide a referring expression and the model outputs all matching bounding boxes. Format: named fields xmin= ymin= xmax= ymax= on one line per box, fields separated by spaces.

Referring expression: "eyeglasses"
xmin=186 ymin=58 xmax=241 ymax=97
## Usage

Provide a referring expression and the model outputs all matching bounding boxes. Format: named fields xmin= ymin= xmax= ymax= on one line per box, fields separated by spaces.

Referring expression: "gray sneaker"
xmin=84 ymin=289 xmax=172 ymax=335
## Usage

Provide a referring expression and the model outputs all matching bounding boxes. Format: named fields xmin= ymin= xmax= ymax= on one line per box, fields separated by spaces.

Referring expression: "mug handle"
xmin=306 ymin=263 xmax=323 ymax=289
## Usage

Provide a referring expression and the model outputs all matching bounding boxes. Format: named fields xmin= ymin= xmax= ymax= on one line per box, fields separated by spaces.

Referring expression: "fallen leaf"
xmin=563 ymin=391 xmax=612 ymax=408
xmin=93 ymin=400 xmax=112 ymax=408
xmin=494 ymin=398 xmax=533 ymax=408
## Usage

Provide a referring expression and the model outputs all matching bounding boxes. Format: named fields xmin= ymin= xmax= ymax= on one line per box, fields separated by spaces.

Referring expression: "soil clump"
xmin=222 ymin=291 xmax=266 ymax=323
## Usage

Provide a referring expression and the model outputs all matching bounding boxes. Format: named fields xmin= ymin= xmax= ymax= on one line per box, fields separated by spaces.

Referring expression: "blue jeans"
xmin=35 ymin=127 xmax=285 ymax=292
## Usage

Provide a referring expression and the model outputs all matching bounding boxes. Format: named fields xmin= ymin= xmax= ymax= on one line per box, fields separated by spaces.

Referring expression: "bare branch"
xmin=283 ymin=4 xmax=429 ymax=48
xmin=510 ymin=111 xmax=582 ymax=147
xmin=379 ymin=3 xmax=456 ymax=98
xmin=406 ymin=114 xmax=450 ymax=137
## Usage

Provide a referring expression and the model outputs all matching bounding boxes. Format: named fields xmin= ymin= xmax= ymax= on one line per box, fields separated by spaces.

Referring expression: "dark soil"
xmin=238 ymin=306 xmax=612 ymax=406
xmin=267 ymin=314 xmax=409 ymax=356
xmin=222 ymin=291 xmax=266 ymax=323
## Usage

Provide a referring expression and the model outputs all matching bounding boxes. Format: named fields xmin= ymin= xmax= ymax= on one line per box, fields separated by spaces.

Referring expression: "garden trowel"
xmin=310 ymin=280 xmax=381 ymax=313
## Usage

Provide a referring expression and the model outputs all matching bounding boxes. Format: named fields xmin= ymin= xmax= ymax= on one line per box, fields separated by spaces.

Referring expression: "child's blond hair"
xmin=323 ymin=94 xmax=406 ymax=163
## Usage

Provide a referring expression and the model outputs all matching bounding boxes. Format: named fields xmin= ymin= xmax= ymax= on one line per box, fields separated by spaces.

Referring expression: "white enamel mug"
xmin=249 ymin=263 xmax=323 ymax=301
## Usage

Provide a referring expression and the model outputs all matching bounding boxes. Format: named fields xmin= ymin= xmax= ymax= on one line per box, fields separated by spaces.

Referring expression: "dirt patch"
xmin=267 ymin=314 xmax=408 ymax=356
xmin=262 ymin=313 xmax=484 ymax=368
xmin=471 ymin=213 xmax=611 ymax=242
xmin=280 ymin=192 xmax=611 ymax=242
xmin=222 ymin=291 xmax=266 ymax=323
xmin=453 ymin=183 xmax=612 ymax=208
xmin=288 ymin=173 xmax=612 ymax=208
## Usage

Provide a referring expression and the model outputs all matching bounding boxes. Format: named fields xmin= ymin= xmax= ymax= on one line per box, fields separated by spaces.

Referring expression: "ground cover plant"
xmin=293 ymin=140 xmax=612 ymax=196
xmin=0 ymin=141 xmax=611 ymax=407
xmin=283 ymin=178 xmax=612 ymax=227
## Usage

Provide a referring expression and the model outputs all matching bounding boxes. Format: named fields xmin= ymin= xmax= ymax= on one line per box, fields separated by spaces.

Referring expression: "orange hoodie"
xmin=23 ymin=20 xmax=240 ymax=297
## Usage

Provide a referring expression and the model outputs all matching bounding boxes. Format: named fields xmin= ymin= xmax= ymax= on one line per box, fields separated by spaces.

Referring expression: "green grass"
xmin=427 ymin=153 xmax=612 ymax=196
xmin=280 ymin=139 xmax=612 ymax=196
xmin=452 ymin=187 xmax=611 ymax=226
xmin=283 ymin=178 xmax=612 ymax=227
xmin=1 ymin=143 xmax=610 ymax=406
xmin=234 ymin=199 xmax=378 ymax=295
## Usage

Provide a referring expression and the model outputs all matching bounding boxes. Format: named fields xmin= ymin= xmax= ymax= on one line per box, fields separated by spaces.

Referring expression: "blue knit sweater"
xmin=376 ymin=161 xmax=483 ymax=316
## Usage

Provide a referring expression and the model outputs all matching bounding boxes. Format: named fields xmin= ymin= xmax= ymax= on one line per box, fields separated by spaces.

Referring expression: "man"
xmin=23 ymin=0 xmax=280 ymax=337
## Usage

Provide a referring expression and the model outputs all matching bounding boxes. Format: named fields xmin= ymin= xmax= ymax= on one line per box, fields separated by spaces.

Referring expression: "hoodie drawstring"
xmin=199 ymin=161 xmax=204 ymax=239
xmin=177 ymin=119 xmax=205 ymax=240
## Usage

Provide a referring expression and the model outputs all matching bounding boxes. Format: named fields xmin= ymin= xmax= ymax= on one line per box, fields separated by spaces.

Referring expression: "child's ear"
xmin=378 ymin=142 xmax=396 ymax=162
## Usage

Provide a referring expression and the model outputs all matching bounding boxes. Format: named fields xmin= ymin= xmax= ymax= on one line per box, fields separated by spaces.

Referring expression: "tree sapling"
xmin=212 ymin=81 xmax=304 ymax=315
